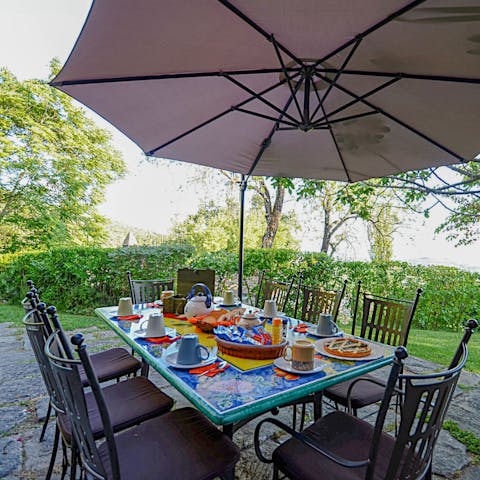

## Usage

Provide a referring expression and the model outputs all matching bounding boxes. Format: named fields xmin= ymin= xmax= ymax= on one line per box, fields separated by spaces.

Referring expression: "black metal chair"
xmin=255 ymin=270 xmax=296 ymax=314
xmin=24 ymin=307 xmax=174 ymax=480
xmin=24 ymin=283 xmax=154 ymax=476
xmin=255 ymin=319 xmax=477 ymax=480
xmin=45 ymin=331 xmax=240 ymax=480
xmin=322 ymin=282 xmax=423 ymax=416
xmin=294 ymin=277 xmax=348 ymax=323
xmin=126 ymin=270 xmax=174 ymax=304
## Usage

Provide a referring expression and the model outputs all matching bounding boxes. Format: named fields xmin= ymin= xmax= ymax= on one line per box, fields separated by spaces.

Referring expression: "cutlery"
xmin=198 ymin=361 xmax=228 ymax=376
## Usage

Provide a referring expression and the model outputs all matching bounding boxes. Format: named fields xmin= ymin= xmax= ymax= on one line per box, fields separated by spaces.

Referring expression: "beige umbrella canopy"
xmin=52 ymin=0 xmax=480 ymax=295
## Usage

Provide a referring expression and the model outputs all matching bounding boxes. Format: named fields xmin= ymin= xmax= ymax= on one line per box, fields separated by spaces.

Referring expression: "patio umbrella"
xmin=51 ymin=0 xmax=480 ymax=298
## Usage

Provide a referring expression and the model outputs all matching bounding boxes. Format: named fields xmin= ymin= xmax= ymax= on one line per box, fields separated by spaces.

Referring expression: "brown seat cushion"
xmin=79 ymin=348 xmax=141 ymax=386
xmin=273 ymin=411 xmax=405 ymax=480
xmin=323 ymin=373 xmax=386 ymax=409
xmin=98 ymin=407 xmax=240 ymax=480
xmin=58 ymin=376 xmax=173 ymax=442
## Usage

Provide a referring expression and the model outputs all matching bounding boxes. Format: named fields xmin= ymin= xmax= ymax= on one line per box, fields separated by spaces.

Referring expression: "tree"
xmin=362 ymin=163 xmax=480 ymax=246
xmin=249 ymin=177 xmax=285 ymax=248
xmin=367 ymin=203 xmax=399 ymax=261
xmin=171 ymin=197 xmax=299 ymax=252
xmin=0 ymin=62 xmax=125 ymax=252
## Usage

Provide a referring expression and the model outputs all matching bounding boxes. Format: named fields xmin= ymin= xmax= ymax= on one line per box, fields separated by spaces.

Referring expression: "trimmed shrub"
xmin=0 ymin=245 xmax=478 ymax=329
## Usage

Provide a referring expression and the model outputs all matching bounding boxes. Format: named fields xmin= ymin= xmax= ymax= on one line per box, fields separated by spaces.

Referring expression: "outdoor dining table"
xmin=95 ymin=304 xmax=395 ymax=437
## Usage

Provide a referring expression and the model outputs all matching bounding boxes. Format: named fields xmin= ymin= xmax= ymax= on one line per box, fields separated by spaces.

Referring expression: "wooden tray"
xmin=215 ymin=337 xmax=287 ymax=359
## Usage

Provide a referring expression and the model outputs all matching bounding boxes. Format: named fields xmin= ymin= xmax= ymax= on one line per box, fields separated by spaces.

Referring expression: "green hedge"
xmin=0 ymin=245 xmax=478 ymax=330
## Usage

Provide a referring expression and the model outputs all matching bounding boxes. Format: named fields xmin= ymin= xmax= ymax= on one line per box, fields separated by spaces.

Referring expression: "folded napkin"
xmin=112 ymin=314 xmax=143 ymax=321
xmin=294 ymin=323 xmax=308 ymax=333
xmin=189 ymin=361 xmax=230 ymax=377
xmin=142 ymin=335 xmax=181 ymax=344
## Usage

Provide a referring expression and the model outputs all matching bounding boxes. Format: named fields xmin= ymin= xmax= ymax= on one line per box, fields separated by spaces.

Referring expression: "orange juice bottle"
xmin=272 ymin=317 xmax=282 ymax=344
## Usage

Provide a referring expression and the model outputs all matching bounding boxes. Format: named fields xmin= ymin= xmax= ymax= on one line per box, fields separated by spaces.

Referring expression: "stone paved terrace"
xmin=1 ymin=321 xmax=479 ymax=480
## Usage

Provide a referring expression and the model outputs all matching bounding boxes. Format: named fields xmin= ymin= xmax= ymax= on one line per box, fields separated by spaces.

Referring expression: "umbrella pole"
xmin=238 ymin=175 xmax=247 ymax=301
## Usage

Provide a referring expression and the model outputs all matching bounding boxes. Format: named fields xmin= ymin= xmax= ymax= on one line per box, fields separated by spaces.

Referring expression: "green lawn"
xmin=2 ymin=304 xmax=479 ymax=374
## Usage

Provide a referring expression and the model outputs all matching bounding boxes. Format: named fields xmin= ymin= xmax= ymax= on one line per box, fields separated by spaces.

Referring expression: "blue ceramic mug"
xmin=176 ymin=334 xmax=209 ymax=365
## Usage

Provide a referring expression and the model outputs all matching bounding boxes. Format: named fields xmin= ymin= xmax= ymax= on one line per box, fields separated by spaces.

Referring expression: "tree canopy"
xmin=0 ymin=62 xmax=126 ymax=252
xmin=171 ymin=197 xmax=299 ymax=252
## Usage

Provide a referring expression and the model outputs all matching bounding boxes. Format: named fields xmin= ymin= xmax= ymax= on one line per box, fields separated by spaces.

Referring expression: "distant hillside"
xmin=407 ymin=257 xmax=480 ymax=273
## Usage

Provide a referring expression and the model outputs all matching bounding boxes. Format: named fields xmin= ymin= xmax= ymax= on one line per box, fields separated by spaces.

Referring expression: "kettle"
xmin=184 ymin=283 xmax=213 ymax=319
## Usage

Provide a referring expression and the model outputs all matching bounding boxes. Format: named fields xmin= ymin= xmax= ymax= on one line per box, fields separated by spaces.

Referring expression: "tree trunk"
xmin=254 ymin=179 xmax=285 ymax=248
xmin=320 ymin=206 xmax=331 ymax=253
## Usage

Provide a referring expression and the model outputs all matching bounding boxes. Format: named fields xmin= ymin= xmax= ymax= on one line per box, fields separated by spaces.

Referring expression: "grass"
xmin=2 ymin=304 xmax=479 ymax=373
xmin=443 ymin=420 xmax=480 ymax=456
xmin=0 ymin=303 xmax=107 ymax=332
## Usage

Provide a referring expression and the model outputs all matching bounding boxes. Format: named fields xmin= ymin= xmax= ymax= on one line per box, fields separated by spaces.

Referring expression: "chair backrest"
xmin=45 ymin=331 xmax=118 ymax=480
xmin=369 ymin=319 xmax=477 ymax=480
xmin=22 ymin=308 xmax=65 ymax=414
xmin=255 ymin=270 xmax=295 ymax=313
xmin=176 ymin=268 xmax=215 ymax=297
xmin=352 ymin=281 xmax=422 ymax=347
xmin=294 ymin=279 xmax=347 ymax=323
xmin=127 ymin=271 xmax=174 ymax=304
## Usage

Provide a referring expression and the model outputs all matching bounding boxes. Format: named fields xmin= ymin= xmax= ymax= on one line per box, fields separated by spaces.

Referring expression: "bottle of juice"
xmin=272 ymin=317 xmax=282 ymax=344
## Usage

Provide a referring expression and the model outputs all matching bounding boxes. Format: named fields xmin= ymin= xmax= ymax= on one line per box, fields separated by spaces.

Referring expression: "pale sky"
xmin=1 ymin=0 xmax=478 ymax=270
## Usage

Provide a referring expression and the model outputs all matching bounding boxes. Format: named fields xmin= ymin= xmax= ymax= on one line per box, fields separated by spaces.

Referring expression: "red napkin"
xmin=189 ymin=361 xmax=230 ymax=377
xmin=143 ymin=335 xmax=181 ymax=344
xmin=117 ymin=314 xmax=143 ymax=321
xmin=294 ymin=323 xmax=308 ymax=333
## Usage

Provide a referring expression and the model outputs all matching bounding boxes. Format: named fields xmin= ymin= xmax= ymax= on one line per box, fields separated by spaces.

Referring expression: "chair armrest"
xmin=254 ymin=417 xmax=369 ymax=468
xmin=346 ymin=376 xmax=403 ymax=413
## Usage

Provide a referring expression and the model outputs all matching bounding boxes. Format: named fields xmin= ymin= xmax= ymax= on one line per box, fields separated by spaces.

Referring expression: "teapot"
xmin=184 ymin=283 xmax=213 ymax=319
xmin=236 ymin=311 xmax=267 ymax=330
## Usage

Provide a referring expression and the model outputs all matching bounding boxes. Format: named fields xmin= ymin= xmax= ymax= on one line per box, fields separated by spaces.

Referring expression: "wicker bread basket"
xmin=215 ymin=337 xmax=287 ymax=359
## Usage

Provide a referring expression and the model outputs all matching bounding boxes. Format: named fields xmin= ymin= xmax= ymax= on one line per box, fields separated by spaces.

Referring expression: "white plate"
xmin=314 ymin=338 xmax=384 ymax=361
xmin=273 ymin=357 xmax=326 ymax=375
xmin=164 ymin=351 xmax=217 ymax=369
xmin=134 ymin=327 xmax=176 ymax=339
xmin=306 ymin=327 xmax=344 ymax=338
xmin=218 ymin=302 xmax=242 ymax=308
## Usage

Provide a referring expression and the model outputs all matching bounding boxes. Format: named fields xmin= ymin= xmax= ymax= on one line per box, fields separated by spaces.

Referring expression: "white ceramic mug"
xmin=263 ymin=299 xmax=278 ymax=318
xmin=223 ymin=290 xmax=235 ymax=306
xmin=316 ymin=313 xmax=339 ymax=336
xmin=117 ymin=297 xmax=133 ymax=316
xmin=139 ymin=313 xmax=166 ymax=337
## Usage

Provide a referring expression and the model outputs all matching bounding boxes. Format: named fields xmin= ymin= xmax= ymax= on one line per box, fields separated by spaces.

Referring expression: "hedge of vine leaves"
xmin=1 ymin=245 xmax=478 ymax=330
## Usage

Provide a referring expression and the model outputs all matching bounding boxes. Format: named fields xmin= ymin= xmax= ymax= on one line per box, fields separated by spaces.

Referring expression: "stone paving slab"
xmin=0 ymin=322 xmax=478 ymax=479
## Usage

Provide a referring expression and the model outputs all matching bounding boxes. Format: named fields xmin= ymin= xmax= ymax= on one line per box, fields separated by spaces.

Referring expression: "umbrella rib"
xmin=223 ymin=74 xmax=300 ymax=125
xmin=314 ymin=69 xmax=480 ymax=85
xmin=146 ymin=73 xmax=301 ymax=156
xmin=310 ymin=37 xmax=363 ymax=123
xmin=247 ymin=78 xmax=305 ymax=177
xmin=316 ymin=0 xmax=427 ymax=66
xmin=217 ymin=0 xmax=303 ymax=66
xmin=319 ymin=104 xmax=352 ymax=183
xmin=316 ymin=72 xmax=466 ymax=163
xmin=271 ymin=35 xmax=304 ymax=121
xmin=233 ymin=107 xmax=298 ymax=128
xmin=313 ymin=77 xmax=401 ymax=125
xmin=50 ymin=68 xmax=301 ymax=87
xmin=314 ymin=110 xmax=380 ymax=128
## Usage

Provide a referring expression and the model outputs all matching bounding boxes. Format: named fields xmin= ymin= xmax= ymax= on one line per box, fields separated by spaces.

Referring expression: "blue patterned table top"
xmin=96 ymin=305 xmax=394 ymax=426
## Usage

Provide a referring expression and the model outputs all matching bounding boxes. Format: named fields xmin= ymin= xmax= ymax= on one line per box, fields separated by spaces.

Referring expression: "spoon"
xmin=198 ymin=361 xmax=228 ymax=376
